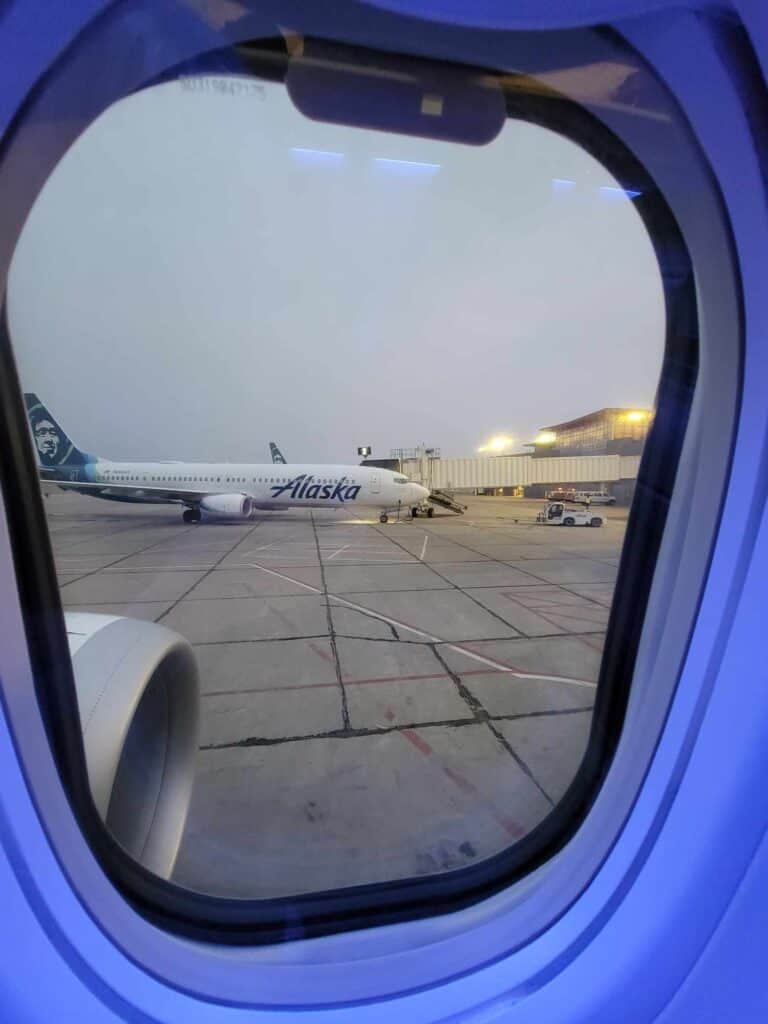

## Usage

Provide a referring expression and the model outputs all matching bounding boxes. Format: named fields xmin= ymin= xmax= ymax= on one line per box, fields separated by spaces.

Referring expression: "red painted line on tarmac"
xmin=308 ymin=641 xmax=335 ymax=665
xmin=400 ymin=729 xmax=525 ymax=839
xmin=578 ymin=635 xmax=605 ymax=652
xmin=500 ymin=817 xmax=526 ymax=838
xmin=498 ymin=591 xmax=607 ymax=630
xmin=345 ymin=670 xmax=451 ymax=687
xmin=205 ymin=670 xmax=454 ymax=698
xmin=440 ymin=764 xmax=477 ymax=796
xmin=401 ymin=728 xmax=433 ymax=755
xmin=530 ymin=605 xmax=607 ymax=627
xmin=497 ymin=590 xmax=571 ymax=631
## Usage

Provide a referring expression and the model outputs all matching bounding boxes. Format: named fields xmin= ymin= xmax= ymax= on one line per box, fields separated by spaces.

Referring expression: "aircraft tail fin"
xmin=24 ymin=394 xmax=90 ymax=468
xmin=269 ymin=442 xmax=287 ymax=464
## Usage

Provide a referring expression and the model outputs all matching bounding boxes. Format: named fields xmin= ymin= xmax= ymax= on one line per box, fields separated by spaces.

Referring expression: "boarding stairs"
xmin=428 ymin=489 xmax=467 ymax=514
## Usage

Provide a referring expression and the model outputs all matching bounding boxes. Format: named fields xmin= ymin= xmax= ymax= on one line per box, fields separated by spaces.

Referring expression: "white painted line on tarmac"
xmin=84 ymin=565 xmax=215 ymax=571
xmin=326 ymin=544 xmax=352 ymax=561
xmin=245 ymin=559 xmax=595 ymax=689
xmin=420 ymin=534 xmax=429 ymax=561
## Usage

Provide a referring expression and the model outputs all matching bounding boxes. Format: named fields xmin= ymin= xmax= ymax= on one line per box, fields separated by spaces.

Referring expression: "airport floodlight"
xmin=357 ymin=446 xmax=372 ymax=457
xmin=478 ymin=434 xmax=514 ymax=455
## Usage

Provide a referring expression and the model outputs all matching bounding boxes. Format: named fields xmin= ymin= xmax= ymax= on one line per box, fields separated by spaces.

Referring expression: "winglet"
xmin=269 ymin=442 xmax=287 ymax=464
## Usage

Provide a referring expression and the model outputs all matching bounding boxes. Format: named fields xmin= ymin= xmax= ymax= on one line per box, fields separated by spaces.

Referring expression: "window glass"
xmin=8 ymin=53 xmax=664 ymax=903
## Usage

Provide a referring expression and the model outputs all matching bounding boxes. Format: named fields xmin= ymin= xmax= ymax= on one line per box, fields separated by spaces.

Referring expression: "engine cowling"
xmin=65 ymin=612 xmax=199 ymax=879
xmin=200 ymin=492 xmax=253 ymax=519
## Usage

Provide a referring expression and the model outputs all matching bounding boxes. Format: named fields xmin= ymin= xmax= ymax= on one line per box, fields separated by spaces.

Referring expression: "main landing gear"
xmin=183 ymin=508 xmax=201 ymax=524
xmin=379 ymin=512 xmax=389 ymax=524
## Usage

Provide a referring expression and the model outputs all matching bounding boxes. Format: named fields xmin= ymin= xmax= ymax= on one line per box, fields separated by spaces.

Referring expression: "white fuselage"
xmin=85 ymin=459 xmax=429 ymax=513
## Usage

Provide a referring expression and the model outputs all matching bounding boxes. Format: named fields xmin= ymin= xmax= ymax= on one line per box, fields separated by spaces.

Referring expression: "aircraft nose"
xmin=415 ymin=484 xmax=430 ymax=501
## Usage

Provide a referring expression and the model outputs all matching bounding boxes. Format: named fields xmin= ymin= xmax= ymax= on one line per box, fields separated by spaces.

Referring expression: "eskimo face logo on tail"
xmin=270 ymin=474 xmax=361 ymax=502
xmin=34 ymin=418 xmax=62 ymax=463
xmin=25 ymin=395 xmax=89 ymax=468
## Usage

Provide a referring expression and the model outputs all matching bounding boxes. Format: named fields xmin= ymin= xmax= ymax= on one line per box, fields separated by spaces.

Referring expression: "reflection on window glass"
xmin=9 ymin=61 xmax=664 ymax=899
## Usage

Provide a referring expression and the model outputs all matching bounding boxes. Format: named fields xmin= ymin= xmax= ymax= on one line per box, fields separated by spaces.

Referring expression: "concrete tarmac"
xmin=46 ymin=492 xmax=626 ymax=898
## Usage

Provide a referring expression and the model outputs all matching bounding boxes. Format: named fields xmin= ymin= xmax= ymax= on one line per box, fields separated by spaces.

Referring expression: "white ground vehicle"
xmin=573 ymin=490 xmax=617 ymax=505
xmin=536 ymin=501 xmax=605 ymax=527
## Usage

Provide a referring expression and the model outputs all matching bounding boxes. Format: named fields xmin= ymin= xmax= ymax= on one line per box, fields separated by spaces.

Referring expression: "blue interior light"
xmin=290 ymin=147 xmax=345 ymax=164
xmin=373 ymin=157 xmax=441 ymax=174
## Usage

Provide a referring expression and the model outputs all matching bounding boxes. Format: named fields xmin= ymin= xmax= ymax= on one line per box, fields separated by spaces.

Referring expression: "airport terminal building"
xmin=532 ymin=408 xmax=652 ymax=459
xmin=396 ymin=408 xmax=653 ymax=504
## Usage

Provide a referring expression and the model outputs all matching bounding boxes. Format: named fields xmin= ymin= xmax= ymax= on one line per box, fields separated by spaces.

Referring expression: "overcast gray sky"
xmin=9 ymin=77 xmax=664 ymax=464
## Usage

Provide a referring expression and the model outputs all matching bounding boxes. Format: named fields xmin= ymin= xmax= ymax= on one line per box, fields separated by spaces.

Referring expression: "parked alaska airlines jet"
xmin=25 ymin=395 xmax=428 ymax=523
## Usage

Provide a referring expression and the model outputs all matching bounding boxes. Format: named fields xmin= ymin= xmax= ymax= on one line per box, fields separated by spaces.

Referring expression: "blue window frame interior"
xmin=0 ymin=15 xmax=698 ymax=944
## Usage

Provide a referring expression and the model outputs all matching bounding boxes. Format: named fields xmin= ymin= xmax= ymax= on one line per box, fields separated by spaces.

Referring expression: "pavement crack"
xmin=202 ymin=716 xmax=480 ymax=750
xmin=200 ymin=707 xmax=593 ymax=751
xmin=430 ymin=643 xmax=486 ymax=720
xmin=486 ymin=720 xmax=555 ymax=808
xmin=310 ymin=511 xmax=349 ymax=730
xmin=156 ymin=521 xmax=265 ymax=624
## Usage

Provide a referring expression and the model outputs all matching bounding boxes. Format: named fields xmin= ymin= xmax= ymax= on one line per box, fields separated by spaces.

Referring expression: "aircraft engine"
xmin=200 ymin=493 xmax=253 ymax=519
xmin=65 ymin=612 xmax=199 ymax=879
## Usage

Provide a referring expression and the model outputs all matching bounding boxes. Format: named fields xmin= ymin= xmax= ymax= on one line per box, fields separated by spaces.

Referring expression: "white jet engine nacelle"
xmin=200 ymin=492 xmax=253 ymax=519
xmin=65 ymin=612 xmax=199 ymax=879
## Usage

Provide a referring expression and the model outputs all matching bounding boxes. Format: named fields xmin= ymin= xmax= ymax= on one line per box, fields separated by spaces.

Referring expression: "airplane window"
xmin=1 ymin=19 xmax=705 ymax=949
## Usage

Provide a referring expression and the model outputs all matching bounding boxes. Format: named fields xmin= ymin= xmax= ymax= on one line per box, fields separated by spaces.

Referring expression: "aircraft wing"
xmin=40 ymin=476 xmax=212 ymax=503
